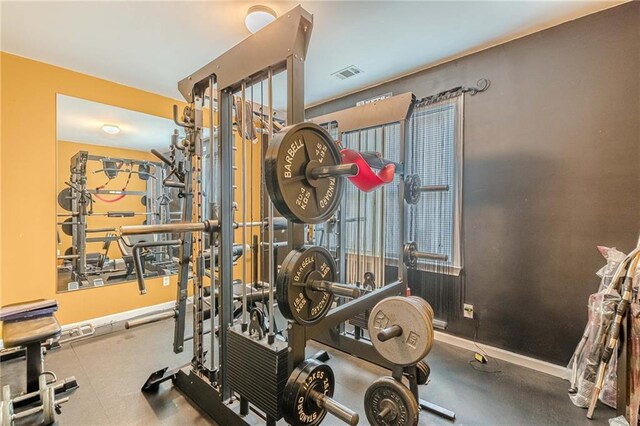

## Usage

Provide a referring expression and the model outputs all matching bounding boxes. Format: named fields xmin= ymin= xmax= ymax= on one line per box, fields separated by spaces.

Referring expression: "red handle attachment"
xmin=340 ymin=149 xmax=395 ymax=192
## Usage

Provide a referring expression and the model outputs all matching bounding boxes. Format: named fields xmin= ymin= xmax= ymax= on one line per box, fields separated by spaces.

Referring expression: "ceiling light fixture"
xmin=101 ymin=124 xmax=120 ymax=135
xmin=245 ymin=6 xmax=276 ymax=34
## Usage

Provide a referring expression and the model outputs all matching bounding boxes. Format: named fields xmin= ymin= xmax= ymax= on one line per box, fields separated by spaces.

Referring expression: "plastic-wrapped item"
xmin=568 ymin=246 xmax=624 ymax=407
xmin=609 ymin=415 xmax=630 ymax=426
xmin=568 ymin=291 xmax=620 ymax=407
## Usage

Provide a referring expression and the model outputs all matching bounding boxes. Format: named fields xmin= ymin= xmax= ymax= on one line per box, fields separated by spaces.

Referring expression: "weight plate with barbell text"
xmin=265 ymin=123 xmax=344 ymax=224
xmin=276 ymin=245 xmax=337 ymax=326
xmin=364 ymin=376 xmax=419 ymax=426
xmin=368 ymin=296 xmax=434 ymax=366
xmin=282 ymin=359 xmax=335 ymax=426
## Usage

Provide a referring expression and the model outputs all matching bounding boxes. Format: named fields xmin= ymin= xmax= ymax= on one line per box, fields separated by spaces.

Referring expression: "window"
xmin=407 ymin=95 xmax=463 ymax=275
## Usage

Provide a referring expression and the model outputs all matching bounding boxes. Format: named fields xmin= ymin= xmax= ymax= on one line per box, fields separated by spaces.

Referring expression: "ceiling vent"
xmin=332 ymin=65 xmax=363 ymax=80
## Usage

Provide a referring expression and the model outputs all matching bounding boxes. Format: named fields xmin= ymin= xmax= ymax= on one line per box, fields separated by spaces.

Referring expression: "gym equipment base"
xmin=142 ymin=365 xmax=250 ymax=426
xmin=173 ymin=369 xmax=250 ymax=426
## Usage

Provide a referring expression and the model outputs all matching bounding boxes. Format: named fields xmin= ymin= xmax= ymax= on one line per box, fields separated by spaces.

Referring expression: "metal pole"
xmin=209 ymin=76 xmax=217 ymax=377
xmin=267 ymin=69 xmax=275 ymax=344
xmin=218 ymin=88 xmax=234 ymax=399
xmin=241 ymin=81 xmax=248 ymax=327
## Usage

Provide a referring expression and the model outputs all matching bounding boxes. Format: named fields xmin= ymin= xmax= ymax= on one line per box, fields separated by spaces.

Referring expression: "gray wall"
xmin=307 ymin=3 xmax=640 ymax=365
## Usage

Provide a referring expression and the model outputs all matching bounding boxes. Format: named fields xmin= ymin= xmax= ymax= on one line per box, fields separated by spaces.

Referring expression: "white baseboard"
xmin=60 ymin=300 xmax=179 ymax=332
xmin=434 ymin=330 xmax=570 ymax=379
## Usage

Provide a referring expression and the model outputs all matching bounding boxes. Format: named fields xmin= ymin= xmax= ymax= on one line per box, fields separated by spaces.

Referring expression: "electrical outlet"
xmin=163 ymin=276 xmax=170 ymax=287
xmin=463 ymin=303 xmax=474 ymax=319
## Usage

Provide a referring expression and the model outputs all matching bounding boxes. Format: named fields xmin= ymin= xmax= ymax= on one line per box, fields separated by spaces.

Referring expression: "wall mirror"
xmin=55 ymin=95 xmax=206 ymax=292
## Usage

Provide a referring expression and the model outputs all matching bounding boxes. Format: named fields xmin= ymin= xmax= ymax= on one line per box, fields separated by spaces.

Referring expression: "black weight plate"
xmin=57 ymin=188 xmax=73 ymax=211
xmin=416 ymin=361 xmax=430 ymax=385
xmin=365 ymin=377 xmax=419 ymax=426
xmin=265 ymin=123 xmax=344 ymax=224
xmin=61 ymin=217 xmax=75 ymax=236
xmin=404 ymin=174 xmax=421 ymax=205
xmin=282 ymin=359 xmax=335 ymax=426
xmin=141 ymin=195 xmax=147 ymax=206
xmin=65 ymin=247 xmax=73 ymax=256
xmin=276 ymin=246 xmax=336 ymax=326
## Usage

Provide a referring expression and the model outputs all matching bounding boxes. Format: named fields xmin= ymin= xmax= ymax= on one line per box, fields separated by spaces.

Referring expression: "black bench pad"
xmin=3 ymin=315 xmax=61 ymax=348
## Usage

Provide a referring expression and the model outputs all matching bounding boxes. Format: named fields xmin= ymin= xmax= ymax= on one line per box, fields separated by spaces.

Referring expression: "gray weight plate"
xmin=57 ymin=188 xmax=73 ymax=212
xmin=368 ymin=296 xmax=434 ymax=366
xmin=364 ymin=376 xmax=419 ymax=426
xmin=265 ymin=123 xmax=344 ymax=224
xmin=41 ymin=382 xmax=55 ymax=425
xmin=409 ymin=296 xmax=434 ymax=321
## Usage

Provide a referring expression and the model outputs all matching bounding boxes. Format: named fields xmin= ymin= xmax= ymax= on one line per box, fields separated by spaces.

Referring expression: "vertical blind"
xmin=407 ymin=95 xmax=463 ymax=275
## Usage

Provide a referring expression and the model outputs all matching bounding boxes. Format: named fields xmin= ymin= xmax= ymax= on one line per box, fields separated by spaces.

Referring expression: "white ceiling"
xmin=3 ymin=1 xmax=623 ymax=108
xmin=57 ymin=94 xmax=192 ymax=150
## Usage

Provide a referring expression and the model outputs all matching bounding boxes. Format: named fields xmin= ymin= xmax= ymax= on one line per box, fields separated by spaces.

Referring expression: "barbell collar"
xmin=310 ymin=163 xmax=359 ymax=179
xmin=308 ymin=280 xmax=361 ymax=299
xmin=377 ymin=324 xmax=403 ymax=342
xmin=309 ymin=389 xmax=359 ymax=426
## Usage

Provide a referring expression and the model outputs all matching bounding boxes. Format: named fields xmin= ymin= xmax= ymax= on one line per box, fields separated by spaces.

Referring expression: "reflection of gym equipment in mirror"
xmin=56 ymin=151 xmax=181 ymax=291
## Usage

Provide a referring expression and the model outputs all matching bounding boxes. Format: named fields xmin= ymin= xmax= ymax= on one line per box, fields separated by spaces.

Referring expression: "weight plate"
xmin=61 ymin=217 xmax=75 ymax=236
xmin=402 ymin=242 xmax=418 ymax=268
xmin=265 ymin=123 xmax=344 ymax=224
xmin=57 ymin=188 xmax=73 ymax=212
xmin=282 ymin=359 xmax=335 ymax=426
xmin=404 ymin=174 xmax=421 ymax=205
xmin=65 ymin=247 xmax=73 ymax=257
xmin=276 ymin=246 xmax=337 ymax=326
xmin=364 ymin=377 xmax=419 ymax=426
xmin=42 ymin=384 xmax=56 ymax=425
xmin=141 ymin=195 xmax=147 ymax=206
xmin=408 ymin=296 xmax=434 ymax=321
xmin=368 ymin=296 xmax=434 ymax=366
xmin=416 ymin=361 xmax=430 ymax=385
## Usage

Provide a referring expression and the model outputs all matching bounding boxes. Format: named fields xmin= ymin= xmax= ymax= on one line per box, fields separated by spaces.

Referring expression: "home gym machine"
xmin=57 ymin=151 xmax=178 ymax=290
xmin=307 ymin=93 xmax=455 ymax=422
xmin=117 ymin=6 xmax=437 ymax=425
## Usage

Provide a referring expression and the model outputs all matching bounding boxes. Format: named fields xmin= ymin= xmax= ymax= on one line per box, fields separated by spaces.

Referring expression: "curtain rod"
xmin=415 ymin=78 xmax=490 ymax=107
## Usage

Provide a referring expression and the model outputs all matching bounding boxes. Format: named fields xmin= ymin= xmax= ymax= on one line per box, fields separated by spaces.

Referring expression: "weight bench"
xmin=1 ymin=300 xmax=62 ymax=393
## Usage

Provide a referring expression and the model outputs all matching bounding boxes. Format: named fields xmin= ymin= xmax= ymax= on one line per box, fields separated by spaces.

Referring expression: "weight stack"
xmin=228 ymin=325 xmax=288 ymax=419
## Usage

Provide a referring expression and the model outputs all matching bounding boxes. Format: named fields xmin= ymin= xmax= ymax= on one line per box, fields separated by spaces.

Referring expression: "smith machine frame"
xmin=119 ymin=6 xmax=448 ymax=425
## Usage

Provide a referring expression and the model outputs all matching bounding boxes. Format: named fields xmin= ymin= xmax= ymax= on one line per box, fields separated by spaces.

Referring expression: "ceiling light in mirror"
xmin=101 ymin=124 xmax=120 ymax=135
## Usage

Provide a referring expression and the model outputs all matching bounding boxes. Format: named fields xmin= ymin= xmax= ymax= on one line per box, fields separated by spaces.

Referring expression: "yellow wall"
xmin=1 ymin=52 xmax=262 ymax=326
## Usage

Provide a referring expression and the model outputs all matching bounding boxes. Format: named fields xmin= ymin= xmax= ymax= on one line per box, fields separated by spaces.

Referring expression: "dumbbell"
xmin=0 ymin=375 xmax=70 ymax=426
